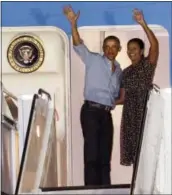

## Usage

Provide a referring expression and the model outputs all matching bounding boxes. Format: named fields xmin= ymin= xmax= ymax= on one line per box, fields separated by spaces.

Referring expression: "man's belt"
xmin=84 ymin=100 xmax=112 ymax=112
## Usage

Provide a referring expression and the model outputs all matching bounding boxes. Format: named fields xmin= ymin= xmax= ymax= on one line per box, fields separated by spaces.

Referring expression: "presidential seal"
xmin=7 ymin=35 xmax=45 ymax=73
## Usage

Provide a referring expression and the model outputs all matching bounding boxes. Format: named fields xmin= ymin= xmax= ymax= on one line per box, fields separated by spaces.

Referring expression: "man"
xmin=64 ymin=5 xmax=122 ymax=186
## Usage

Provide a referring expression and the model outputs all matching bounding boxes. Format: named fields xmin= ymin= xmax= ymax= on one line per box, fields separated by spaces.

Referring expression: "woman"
xmin=116 ymin=9 xmax=159 ymax=166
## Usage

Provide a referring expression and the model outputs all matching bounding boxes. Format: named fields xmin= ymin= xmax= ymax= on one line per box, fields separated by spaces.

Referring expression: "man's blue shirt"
xmin=73 ymin=43 xmax=122 ymax=107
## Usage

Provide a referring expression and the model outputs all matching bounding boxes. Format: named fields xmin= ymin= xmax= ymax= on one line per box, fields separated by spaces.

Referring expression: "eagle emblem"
xmin=7 ymin=35 xmax=44 ymax=73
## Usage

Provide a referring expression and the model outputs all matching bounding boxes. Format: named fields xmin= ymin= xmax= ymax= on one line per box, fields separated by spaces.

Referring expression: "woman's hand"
xmin=133 ymin=9 xmax=146 ymax=26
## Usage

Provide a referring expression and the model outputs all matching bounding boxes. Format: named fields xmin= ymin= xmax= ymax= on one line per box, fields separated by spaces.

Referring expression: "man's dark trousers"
xmin=80 ymin=101 xmax=114 ymax=186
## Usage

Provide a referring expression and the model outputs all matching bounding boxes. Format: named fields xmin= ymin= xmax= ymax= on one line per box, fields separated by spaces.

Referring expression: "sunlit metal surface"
xmin=16 ymin=95 xmax=55 ymax=193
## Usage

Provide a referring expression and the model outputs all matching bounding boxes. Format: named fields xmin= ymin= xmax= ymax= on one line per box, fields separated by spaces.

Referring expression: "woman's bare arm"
xmin=115 ymin=88 xmax=125 ymax=105
xmin=133 ymin=9 xmax=159 ymax=65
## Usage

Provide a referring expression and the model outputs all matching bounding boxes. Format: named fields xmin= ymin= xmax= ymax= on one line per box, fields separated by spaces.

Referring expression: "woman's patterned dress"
xmin=120 ymin=57 xmax=156 ymax=166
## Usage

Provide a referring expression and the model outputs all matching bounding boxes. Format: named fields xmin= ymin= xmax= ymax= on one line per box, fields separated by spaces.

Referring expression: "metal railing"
xmin=130 ymin=84 xmax=160 ymax=195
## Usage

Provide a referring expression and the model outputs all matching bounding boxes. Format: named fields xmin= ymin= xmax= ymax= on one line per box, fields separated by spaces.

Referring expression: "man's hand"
xmin=63 ymin=5 xmax=82 ymax=45
xmin=133 ymin=9 xmax=146 ymax=26
xmin=63 ymin=5 xmax=80 ymax=25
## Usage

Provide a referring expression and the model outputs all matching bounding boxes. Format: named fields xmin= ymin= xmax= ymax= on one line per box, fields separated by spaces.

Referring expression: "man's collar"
xmin=103 ymin=55 xmax=120 ymax=67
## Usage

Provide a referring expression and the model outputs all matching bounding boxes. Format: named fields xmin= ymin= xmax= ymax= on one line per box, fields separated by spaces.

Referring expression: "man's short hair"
xmin=103 ymin=35 xmax=121 ymax=46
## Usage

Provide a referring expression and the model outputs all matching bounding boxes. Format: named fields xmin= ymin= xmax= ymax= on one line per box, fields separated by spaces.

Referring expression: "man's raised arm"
xmin=63 ymin=5 xmax=82 ymax=46
xmin=63 ymin=5 xmax=95 ymax=65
